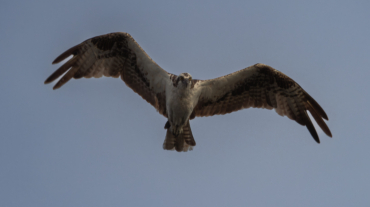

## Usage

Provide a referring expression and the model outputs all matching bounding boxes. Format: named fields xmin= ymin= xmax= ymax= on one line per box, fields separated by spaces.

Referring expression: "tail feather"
xmin=163 ymin=121 xmax=196 ymax=152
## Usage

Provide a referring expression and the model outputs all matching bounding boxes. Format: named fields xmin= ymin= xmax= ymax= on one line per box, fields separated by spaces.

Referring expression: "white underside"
xmin=166 ymin=82 xmax=200 ymax=135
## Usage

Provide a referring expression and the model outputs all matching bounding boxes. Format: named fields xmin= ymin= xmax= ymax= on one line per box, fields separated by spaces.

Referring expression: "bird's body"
xmin=167 ymin=73 xmax=198 ymax=136
xmin=45 ymin=32 xmax=332 ymax=152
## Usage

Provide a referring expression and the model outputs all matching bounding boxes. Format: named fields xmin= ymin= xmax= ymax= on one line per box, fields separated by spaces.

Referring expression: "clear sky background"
xmin=1 ymin=0 xmax=369 ymax=206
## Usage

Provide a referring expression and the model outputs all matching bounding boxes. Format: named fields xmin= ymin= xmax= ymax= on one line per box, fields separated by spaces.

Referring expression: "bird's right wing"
xmin=45 ymin=32 xmax=175 ymax=117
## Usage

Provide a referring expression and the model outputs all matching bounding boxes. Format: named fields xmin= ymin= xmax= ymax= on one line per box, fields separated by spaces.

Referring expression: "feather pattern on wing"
xmin=45 ymin=32 xmax=174 ymax=117
xmin=193 ymin=63 xmax=332 ymax=143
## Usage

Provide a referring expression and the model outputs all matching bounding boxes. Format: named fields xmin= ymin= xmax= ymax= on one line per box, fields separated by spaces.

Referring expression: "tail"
xmin=163 ymin=121 xmax=196 ymax=152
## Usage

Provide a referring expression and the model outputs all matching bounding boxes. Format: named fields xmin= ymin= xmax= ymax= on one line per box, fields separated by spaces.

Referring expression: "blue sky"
xmin=1 ymin=0 xmax=369 ymax=206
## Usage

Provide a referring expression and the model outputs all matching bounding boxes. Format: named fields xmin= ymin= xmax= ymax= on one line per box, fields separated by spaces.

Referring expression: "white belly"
xmin=166 ymin=86 xmax=197 ymax=131
xmin=168 ymin=95 xmax=192 ymax=126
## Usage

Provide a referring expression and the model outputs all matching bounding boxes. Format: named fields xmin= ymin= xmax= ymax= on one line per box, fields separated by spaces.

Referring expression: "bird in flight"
xmin=45 ymin=32 xmax=332 ymax=152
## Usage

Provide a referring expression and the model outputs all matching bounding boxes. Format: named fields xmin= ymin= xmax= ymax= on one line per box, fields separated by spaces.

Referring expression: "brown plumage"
xmin=45 ymin=32 xmax=170 ymax=117
xmin=192 ymin=63 xmax=332 ymax=143
xmin=163 ymin=121 xmax=196 ymax=152
xmin=45 ymin=32 xmax=332 ymax=152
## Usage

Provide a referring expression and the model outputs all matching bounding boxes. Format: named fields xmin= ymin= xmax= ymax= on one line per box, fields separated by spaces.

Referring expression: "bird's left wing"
xmin=45 ymin=32 xmax=174 ymax=117
xmin=192 ymin=63 xmax=332 ymax=143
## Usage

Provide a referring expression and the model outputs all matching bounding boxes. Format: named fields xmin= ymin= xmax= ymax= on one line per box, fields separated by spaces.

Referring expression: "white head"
xmin=176 ymin=73 xmax=193 ymax=89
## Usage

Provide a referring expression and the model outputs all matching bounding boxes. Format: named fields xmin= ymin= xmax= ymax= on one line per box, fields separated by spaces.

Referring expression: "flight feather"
xmin=45 ymin=32 xmax=173 ymax=117
xmin=192 ymin=63 xmax=332 ymax=143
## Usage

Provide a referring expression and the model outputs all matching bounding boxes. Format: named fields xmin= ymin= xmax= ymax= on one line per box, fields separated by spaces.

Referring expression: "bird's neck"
xmin=175 ymin=85 xmax=192 ymax=97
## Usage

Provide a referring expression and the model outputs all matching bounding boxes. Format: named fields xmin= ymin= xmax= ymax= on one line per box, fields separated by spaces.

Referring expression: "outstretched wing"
xmin=193 ymin=63 xmax=332 ymax=143
xmin=45 ymin=32 xmax=174 ymax=117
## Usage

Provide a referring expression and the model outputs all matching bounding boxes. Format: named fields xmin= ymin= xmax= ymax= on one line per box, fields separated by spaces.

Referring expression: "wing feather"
xmin=52 ymin=44 xmax=80 ymax=64
xmin=306 ymin=102 xmax=332 ymax=137
xmin=45 ymin=56 xmax=78 ymax=84
xmin=194 ymin=63 xmax=331 ymax=143
xmin=45 ymin=32 xmax=172 ymax=117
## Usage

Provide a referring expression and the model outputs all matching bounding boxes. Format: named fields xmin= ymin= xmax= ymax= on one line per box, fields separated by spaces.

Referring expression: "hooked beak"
xmin=182 ymin=79 xmax=188 ymax=87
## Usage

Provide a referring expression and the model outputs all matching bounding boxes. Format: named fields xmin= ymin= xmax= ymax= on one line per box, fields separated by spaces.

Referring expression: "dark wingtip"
xmin=52 ymin=44 xmax=80 ymax=64
xmin=304 ymin=91 xmax=329 ymax=120
xmin=45 ymin=57 xmax=78 ymax=87
xmin=51 ymin=66 xmax=79 ymax=90
xmin=44 ymin=76 xmax=55 ymax=85
xmin=304 ymin=111 xmax=320 ymax=143
xmin=52 ymin=84 xmax=61 ymax=90
xmin=306 ymin=103 xmax=332 ymax=138
xmin=307 ymin=125 xmax=320 ymax=143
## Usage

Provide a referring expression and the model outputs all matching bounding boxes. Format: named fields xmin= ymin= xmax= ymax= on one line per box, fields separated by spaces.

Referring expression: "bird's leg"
xmin=164 ymin=121 xmax=171 ymax=129
xmin=165 ymin=120 xmax=182 ymax=137
xmin=171 ymin=124 xmax=183 ymax=137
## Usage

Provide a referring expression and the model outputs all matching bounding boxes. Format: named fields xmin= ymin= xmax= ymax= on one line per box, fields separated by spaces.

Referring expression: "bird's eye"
xmin=189 ymin=77 xmax=192 ymax=81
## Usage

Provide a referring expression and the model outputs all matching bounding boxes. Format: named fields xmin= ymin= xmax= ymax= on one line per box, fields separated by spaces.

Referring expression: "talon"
xmin=171 ymin=124 xmax=183 ymax=137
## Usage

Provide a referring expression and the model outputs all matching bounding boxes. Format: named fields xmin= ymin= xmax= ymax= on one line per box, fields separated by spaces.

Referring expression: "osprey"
xmin=45 ymin=32 xmax=332 ymax=152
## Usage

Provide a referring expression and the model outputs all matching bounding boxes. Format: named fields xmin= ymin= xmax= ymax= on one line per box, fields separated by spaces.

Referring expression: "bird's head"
xmin=176 ymin=73 xmax=193 ymax=89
